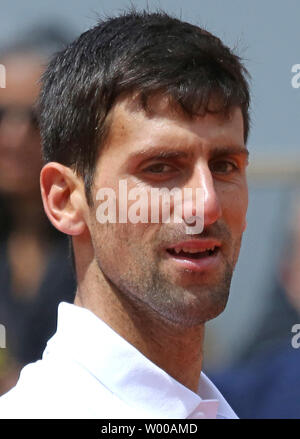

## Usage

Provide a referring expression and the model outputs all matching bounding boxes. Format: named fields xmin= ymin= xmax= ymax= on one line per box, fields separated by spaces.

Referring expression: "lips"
xmin=165 ymin=239 xmax=221 ymax=272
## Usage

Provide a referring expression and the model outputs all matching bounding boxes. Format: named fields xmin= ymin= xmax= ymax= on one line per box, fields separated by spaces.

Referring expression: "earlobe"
xmin=40 ymin=162 xmax=87 ymax=236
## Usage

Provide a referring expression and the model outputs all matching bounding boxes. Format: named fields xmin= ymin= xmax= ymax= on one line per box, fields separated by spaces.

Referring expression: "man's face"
xmin=87 ymin=96 xmax=248 ymax=327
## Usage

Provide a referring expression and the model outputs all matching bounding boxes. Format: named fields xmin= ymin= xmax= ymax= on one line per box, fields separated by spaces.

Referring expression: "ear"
xmin=40 ymin=162 xmax=87 ymax=236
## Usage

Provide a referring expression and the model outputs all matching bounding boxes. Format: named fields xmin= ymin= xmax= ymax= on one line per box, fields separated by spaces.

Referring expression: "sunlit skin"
xmin=41 ymin=95 xmax=249 ymax=392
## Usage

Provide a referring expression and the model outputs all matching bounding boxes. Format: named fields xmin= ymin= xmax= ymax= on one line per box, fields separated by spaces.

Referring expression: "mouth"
xmin=165 ymin=240 xmax=221 ymax=272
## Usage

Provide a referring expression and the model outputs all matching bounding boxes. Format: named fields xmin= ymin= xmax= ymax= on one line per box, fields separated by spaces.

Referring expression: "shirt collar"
xmin=44 ymin=302 xmax=238 ymax=419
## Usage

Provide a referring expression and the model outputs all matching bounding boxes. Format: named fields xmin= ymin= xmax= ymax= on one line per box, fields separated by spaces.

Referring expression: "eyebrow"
xmin=128 ymin=149 xmax=191 ymax=161
xmin=128 ymin=145 xmax=249 ymax=162
xmin=210 ymin=145 xmax=250 ymax=159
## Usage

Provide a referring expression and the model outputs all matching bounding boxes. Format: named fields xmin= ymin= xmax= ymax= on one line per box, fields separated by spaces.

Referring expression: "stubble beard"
xmin=126 ymin=256 xmax=234 ymax=328
xmin=102 ymin=241 xmax=239 ymax=330
xmin=93 ymin=220 xmax=243 ymax=330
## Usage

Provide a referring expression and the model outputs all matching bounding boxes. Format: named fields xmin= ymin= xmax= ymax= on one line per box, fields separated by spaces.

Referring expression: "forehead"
xmin=102 ymin=95 xmax=245 ymax=159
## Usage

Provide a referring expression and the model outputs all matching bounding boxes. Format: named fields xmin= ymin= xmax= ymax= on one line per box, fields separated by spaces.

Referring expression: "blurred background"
xmin=0 ymin=0 xmax=299 ymax=418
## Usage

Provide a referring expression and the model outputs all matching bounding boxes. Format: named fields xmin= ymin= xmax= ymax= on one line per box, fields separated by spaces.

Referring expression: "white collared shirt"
xmin=0 ymin=302 xmax=238 ymax=419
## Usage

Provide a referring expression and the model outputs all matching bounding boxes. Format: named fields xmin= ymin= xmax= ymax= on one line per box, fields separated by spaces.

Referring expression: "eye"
xmin=209 ymin=160 xmax=238 ymax=174
xmin=142 ymin=163 xmax=176 ymax=174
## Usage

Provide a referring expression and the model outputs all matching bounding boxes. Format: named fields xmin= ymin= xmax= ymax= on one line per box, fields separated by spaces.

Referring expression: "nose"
xmin=182 ymin=162 xmax=222 ymax=230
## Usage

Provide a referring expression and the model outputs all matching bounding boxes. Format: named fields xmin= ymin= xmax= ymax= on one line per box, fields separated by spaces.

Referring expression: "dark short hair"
xmin=39 ymin=10 xmax=250 ymax=204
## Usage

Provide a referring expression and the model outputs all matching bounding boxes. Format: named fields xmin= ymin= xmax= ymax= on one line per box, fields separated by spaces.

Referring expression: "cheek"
xmin=115 ymin=222 xmax=159 ymax=264
xmin=91 ymin=219 xmax=154 ymax=268
xmin=91 ymin=221 xmax=160 ymax=290
xmin=89 ymin=222 xmax=130 ymax=282
xmin=221 ymin=184 xmax=248 ymax=232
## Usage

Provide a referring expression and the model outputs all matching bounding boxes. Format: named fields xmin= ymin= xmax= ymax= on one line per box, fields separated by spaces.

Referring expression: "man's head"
xmin=40 ymin=10 xmax=250 ymax=327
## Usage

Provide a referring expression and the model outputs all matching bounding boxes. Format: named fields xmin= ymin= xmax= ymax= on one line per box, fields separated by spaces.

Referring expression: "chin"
xmin=153 ymin=293 xmax=229 ymax=328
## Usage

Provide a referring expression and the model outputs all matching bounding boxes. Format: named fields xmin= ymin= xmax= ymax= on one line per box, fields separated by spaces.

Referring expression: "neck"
xmin=75 ymin=258 xmax=205 ymax=393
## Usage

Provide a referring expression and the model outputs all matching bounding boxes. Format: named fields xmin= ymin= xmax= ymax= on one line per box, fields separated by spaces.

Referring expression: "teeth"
xmin=182 ymin=247 xmax=199 ymax=253
xmin=173 ymin=246 xmax=216 ymax=254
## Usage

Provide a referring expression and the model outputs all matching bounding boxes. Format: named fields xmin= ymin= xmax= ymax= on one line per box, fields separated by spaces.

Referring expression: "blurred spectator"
xmin=209 ymin=196 xmax=300 ymax=418
xmin=0 ymin=27 xmax=76 ymax=396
